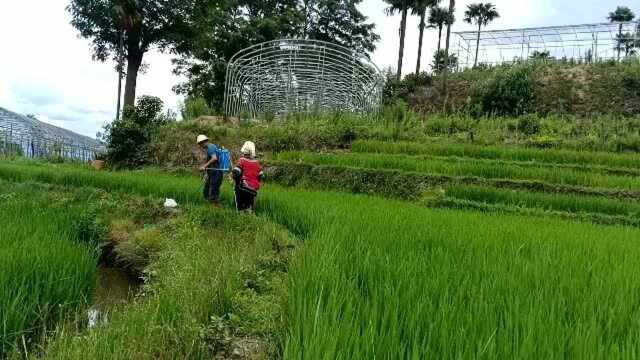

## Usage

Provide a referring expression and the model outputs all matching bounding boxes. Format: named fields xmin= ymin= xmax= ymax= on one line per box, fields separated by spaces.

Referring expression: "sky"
xmin=0 ymin=0 xmax=638 ymax=138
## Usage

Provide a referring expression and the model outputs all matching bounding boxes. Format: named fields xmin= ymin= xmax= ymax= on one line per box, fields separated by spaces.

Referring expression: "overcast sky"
xmin=0 ymin=1 xmax=637 ymax=138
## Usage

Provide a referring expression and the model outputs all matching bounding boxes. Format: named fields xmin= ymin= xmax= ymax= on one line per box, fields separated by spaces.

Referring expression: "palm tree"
xmin=441 ymin=0 xmax=455 ymax=97
xmin=385 ymin=0 xmax=414 ymax=80
xmin=428 ymin=6 xmax=455 ymax=55
xmin=464 ymin=2 xmax=500 ymax=67
xmin=413 ymin=0 xmax=440 ymax=74
xmin=608 ymin=6 xmax=636 ymax=61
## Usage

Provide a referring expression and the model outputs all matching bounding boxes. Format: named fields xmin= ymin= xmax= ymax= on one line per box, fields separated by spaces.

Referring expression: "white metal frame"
xmin=224 ymin=39 xmax=385 ymax=119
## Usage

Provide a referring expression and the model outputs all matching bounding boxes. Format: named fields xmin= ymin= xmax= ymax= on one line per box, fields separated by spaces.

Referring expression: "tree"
xmin=306 ymin=0 xmax=380 ymax=54
xmin=441 ymin=0 xmax=455 ymax=100
xmin=174 ymin=1 xmax=303 ymax=112
xmin=432 ymin=49 xmax=458 ymax=73
xmin=385 ymin=0 xmax=413 ymax=80
xmin=615 ymin=32 xmax=639 ymax=58
xmin=464 ymin=2 xmax=499 ymax=67
xmin=428 ymin=6 xmax=455 ymax=55
xmin=102 ymin=95 xmax=172 ymax=168
xmin=530 ymin=50 xmax=553 ymax=62
xmin=174 ymin=0 xmax=379 ymax=111
xmin=412 ymin=0 xmax=440 ymax=74
xmin=68 ymin=0 xmax=203 ymax=108
xmin=608 ymin=6 xmax=636 ymax=61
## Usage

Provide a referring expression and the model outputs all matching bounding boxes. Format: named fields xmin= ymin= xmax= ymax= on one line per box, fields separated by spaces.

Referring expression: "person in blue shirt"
xmin=197 ymin=134 xmax=223 ymax=205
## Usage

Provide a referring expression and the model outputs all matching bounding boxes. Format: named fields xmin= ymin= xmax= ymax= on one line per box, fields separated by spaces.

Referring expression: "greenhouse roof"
xmin=454 ymin=21 xmax=639 ymax=47
xmin=0 ymin=107 xmax=103 ymax=149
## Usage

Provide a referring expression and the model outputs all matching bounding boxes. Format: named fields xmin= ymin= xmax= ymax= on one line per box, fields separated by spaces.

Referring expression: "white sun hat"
xmin=196 ymin=135 xmax=209 ymax=144
xmin=241 ymin=141 xmax=256 ymax=158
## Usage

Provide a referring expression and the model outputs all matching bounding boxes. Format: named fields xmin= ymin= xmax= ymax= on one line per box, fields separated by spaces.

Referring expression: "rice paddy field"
xmin=0 ymin=183 xmax=98 ymax=355
xmin=2 ymin=134 xmax=640 ymax=358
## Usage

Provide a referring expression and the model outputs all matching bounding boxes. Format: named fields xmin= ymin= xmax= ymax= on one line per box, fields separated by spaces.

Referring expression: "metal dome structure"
xmin=224 ymin=39 xmax=385 ymax=119
xmin=0 ymin=107 xmax=104 ymax=161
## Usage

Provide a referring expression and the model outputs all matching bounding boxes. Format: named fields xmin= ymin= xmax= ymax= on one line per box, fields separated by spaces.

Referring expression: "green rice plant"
xmin=444 ymin=184 xmax=640 ymax=217
xmin=6 ymin=161 xmax=640 ymax=357
xmin=258 ymin=189 xmax=640 ymax=359
xmin=0 ymin=190 xmax=97 ymax=355
xmin=274 ymin=151 xmax=640 ymax=191
xmin=352 ymin=140 xmax=640 ymax=169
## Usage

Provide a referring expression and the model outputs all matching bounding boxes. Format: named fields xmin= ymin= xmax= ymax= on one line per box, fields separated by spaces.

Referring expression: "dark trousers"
xmin=234 ymin=187 xmax=256 ymax=211
xmin=203 ymin=170 xmax=223 ymax=203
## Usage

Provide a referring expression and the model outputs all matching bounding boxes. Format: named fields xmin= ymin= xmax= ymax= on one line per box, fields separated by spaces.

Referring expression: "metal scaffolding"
xmin=0 ymin=107 xmax=104 ymax=161
xmin=454 ymin=21 xmax=640 ymax=69
xmin=224 ymin=39 xmax=385 ymax=119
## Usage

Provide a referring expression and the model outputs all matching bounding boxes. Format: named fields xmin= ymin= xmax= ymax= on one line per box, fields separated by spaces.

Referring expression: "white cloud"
xmin=0 ymin=0 xmax=182 ymax=138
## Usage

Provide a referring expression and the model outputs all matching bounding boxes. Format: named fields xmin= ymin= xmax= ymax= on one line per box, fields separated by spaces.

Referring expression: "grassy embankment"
xmin=0 ymin=169 xmax=294 ymax=359
xmin=4 ymin=161 xmax=640 ymax=357
xmin=269 ymin=140 xmax=640 ymax=226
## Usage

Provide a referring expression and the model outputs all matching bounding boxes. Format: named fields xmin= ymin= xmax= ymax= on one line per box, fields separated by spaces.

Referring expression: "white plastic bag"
xmin=164 ymin=198 xmax=178 ymax=208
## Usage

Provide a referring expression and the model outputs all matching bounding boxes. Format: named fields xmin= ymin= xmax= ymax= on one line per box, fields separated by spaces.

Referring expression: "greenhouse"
xmin=224 ymin=39 xmax=385 ymax=119
xmin=0 ymin=107 xmax=104 ymax=160
xmin=453 ymin=21 xmax=640 ymax=68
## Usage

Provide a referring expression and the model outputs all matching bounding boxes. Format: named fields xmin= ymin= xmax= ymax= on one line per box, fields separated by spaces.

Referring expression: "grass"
xmin=352 ymin=140 xmax=640 ymax=169
xmin=442 ymin=184 xmax=640 ymax=218
xmin=5 ymin=161 xmax=640 ymax=357
xmin=43 ymin=209 xmax=294 ymax=359
xmin=0 ymin=184 xmax=98 ymax=355
xmin=260 ymin=189 xmax=640 ymax=358
xmin=274 ymin=151 xmax=640 ymax=191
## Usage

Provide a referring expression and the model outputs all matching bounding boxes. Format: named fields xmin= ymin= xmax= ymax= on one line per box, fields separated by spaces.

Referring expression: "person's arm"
xmin=199 ymin=146 xmax=218 ymax=171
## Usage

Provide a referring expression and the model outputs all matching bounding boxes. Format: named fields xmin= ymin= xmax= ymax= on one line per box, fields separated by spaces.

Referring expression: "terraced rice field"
xmin=3 ymin=140 xmax=640 ymax=358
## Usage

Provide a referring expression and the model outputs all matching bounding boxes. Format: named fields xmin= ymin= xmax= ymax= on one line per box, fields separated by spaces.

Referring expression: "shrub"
xmin=517 ymin=114 xmax=541 ymax=136
xmin=471 ymin=64 xmax=535 ymax=117
xmin=181 ymin=97 xmax=213 ymax=120
xmin=103 ymin=96 xmax=172 ymax=169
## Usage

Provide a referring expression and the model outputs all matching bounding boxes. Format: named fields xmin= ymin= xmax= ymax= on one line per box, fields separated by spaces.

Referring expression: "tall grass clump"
xmin=275 ymin=151 xmax=640 ymax=191
xmin=0 ymin=191 xmax=97 ymax=355
xmin=353 ymin=140 xmax=640 ymax=168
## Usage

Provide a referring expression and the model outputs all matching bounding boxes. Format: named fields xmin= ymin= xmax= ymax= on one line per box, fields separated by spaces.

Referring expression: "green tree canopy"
xmin=608 ymin=6 xmax=636 ymax=60
xmin=68 ymin=0 xmax=205 ymax=108
xmin=428 ymin=6 xmax=455 ymax=54
xmin=174 ymin=0 xmax=379 ymax=111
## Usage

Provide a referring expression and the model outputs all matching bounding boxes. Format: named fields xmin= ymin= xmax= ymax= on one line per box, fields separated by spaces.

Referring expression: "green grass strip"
xmin=431 ymin=197 xmax=640 ymax=228
xmin=444 ymin=185 xmax=640 ymax=217
xmin=275 ymin=151 xmax=640 ymax=191
xmin=352 ymin=140 xmax=640 ymax=169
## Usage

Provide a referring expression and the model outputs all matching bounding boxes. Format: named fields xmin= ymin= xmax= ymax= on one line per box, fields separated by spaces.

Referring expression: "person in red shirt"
xmin=231 ymin=141 xmax=264 ymax=212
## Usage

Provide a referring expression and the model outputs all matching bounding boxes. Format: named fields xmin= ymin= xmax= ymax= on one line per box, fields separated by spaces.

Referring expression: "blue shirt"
xmin=206 ymin=144 xmax=218 ymax=162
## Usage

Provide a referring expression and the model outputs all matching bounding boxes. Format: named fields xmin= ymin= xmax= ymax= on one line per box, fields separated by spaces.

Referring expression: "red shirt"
xmin=237 ymin=158 xmax=262 ymax=190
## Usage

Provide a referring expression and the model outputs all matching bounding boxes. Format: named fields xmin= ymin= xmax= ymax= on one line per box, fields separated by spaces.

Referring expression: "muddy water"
xmin=93 ymin=266 xmax=139 ymax=311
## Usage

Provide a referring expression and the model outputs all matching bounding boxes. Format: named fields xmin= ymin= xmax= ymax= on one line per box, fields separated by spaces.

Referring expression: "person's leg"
xmin=203 ymin=172 xmax=210 ymax=201
xmin=237 ymin=188 xmax=251 ymax=211
xmin=247 ymin=193 xmax=256 ymax=213
xmin=209 ymin=170 xmax=223 ymax=203
xmin=234 ymin=187 xmax=241 ymax=211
